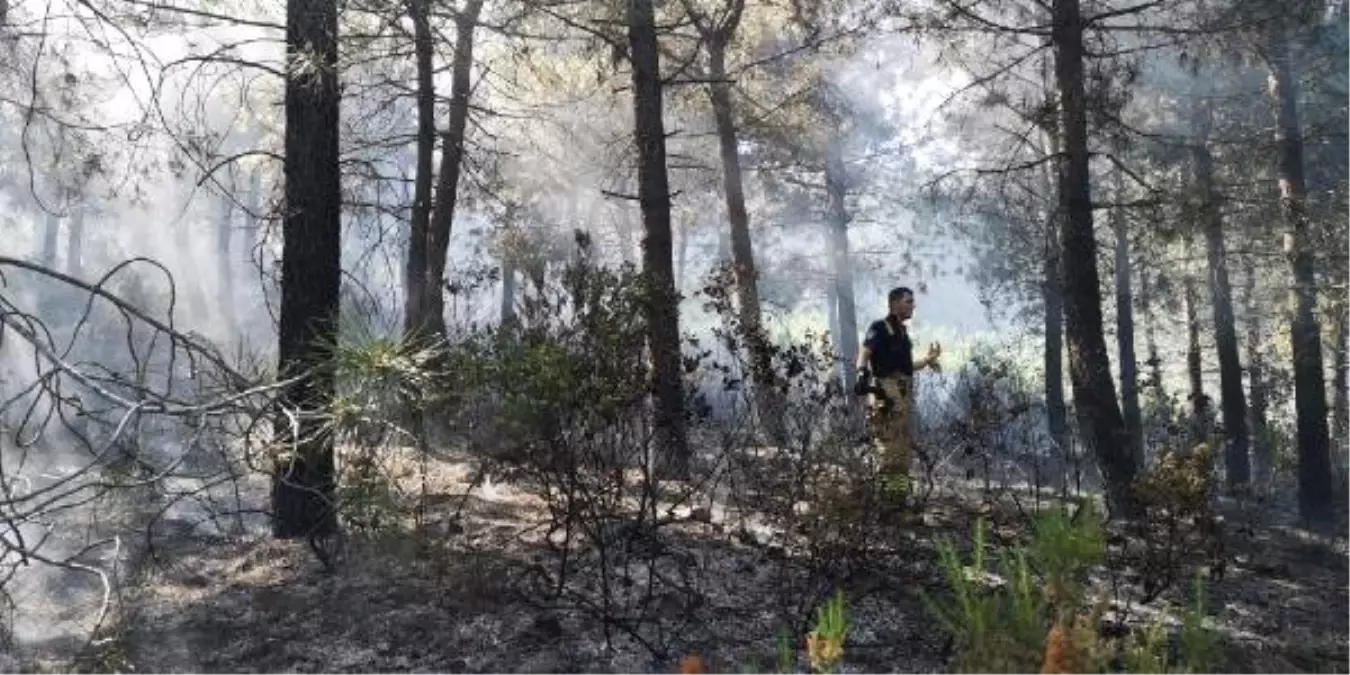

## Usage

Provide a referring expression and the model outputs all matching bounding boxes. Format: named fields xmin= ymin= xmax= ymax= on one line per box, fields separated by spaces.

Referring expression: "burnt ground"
xmin=28 ymin=451 xmax=1350 ymax=674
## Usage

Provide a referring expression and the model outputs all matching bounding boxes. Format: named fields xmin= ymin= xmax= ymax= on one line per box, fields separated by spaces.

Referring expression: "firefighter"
xmin=853 ymin=286 xmax=941 ymax=508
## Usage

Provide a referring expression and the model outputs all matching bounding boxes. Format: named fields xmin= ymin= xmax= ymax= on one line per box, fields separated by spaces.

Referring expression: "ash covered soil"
xmin=62 ymin=451 xmax=1350 ymax=674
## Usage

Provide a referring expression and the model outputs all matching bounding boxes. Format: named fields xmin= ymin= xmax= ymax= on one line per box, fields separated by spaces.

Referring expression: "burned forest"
xmin=0 ymin=0 xmax=1346 ymax=672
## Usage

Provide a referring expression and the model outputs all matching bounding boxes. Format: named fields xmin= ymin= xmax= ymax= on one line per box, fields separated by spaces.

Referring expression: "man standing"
xmin=854 ymin=286 xmax=941 ymax=507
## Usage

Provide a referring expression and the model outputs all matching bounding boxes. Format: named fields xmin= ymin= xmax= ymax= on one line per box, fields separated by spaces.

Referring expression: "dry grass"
xmin=23 ymin=446 xmax=1344 ymax=675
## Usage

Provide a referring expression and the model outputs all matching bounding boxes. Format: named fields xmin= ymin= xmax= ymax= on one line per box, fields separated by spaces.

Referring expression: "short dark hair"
xmin=888 ymin=286 xmax=914 ymax=303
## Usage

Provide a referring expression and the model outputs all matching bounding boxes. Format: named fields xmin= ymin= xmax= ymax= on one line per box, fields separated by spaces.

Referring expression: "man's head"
xmin=887 ymin=286 xmax=915 ymax=320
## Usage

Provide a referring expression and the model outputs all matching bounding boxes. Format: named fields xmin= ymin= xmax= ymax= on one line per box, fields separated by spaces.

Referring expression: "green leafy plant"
xmin=806 ymin=591 xmax=849 ymax=673
xmin=927 ymin=504 xmax=1222 ymax=674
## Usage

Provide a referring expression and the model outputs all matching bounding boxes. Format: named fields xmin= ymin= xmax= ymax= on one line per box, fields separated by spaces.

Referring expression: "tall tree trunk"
xmin=675 ymin=216 xmax=689 ymax=292
xmin=707 ymin=36 xmax=772 ymax=391
xmin=1244 ymin=259 xmax=1272 ymax=485
xmin=272 ymin=0 xmax=341 ymax=540
xmin=242 ymin=167 xmax=269 ymax=335
xmin=1140 ymin=269 xmax=1164 ymax=396
xmin=500 ymin=260 xmax=517 ymax=327
xmin=1265 ymin=29 xmax=1333 ymax=524
xmin=422 ymin=0 xmax=485 ymax=342
xmin=627 ymin=0 xmax=689 ymax=475
xmin=615 ymin=210 xmax=640 ymax=264
xmin=64 ymin=209 xmax=83 ymax=278
xmin=1183 ymin=271 xmax=1211 ymax=451
xmin=1052 ymin=0 xmax=1136 ymax=515
xmin=216 ymin=192 xmax=238 ymax=337
xmin=1193 ymin=101 xmax=1250 ymax=487
xmin=403 ymin=0 xmax=435 ymax=341
xmin=1184 ymin=274 xmax=1204 ymax=398
xmin=1112 ymin=170 xmax=1143 ymax=470
xmin=1044 ymin=214 xmax=1070 ymax=476
xmin=707 ymin=36 xmax=780 ymax=439
xmin=1041 ymin=126 xmax=1069 ymax=469
xmin=827 ymin=282 xmax=844 ymax=387
xmin=825 ymin=138 xmax=858 ymax=394
xmin=41 ymin=214 xmax=59 ymax=267
xmin=1333 ymin=307 xmax=1348 ymax=451
xmin=1138 ymin=264 xmax=1167 ymax=460
xmin=244 ymin=168 xmax=263 ymax=257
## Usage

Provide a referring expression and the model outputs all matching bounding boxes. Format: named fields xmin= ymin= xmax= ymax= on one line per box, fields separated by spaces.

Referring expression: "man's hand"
xmin=924 ymin=342 xmax=942 ymax=371
xmin=853 ymin=367 xmax=871 ymax=396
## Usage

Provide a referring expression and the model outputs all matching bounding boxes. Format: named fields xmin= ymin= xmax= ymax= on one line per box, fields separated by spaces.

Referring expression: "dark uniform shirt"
xmin=863 ymin=316 xmax=913 ymax=378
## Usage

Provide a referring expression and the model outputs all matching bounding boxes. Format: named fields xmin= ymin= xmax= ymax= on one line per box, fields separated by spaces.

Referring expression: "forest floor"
xmin=20 ymin=448 xmax=1350 ymax=674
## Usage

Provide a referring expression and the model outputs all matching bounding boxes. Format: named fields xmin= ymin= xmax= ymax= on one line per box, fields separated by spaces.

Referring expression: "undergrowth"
xmin=924 ymin=502 xmax=1220 ymax=673
xmin=301 ymin=249 xmax=1237 ymax=674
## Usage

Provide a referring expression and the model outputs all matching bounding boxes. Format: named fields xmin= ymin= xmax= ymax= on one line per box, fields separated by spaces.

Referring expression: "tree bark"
xmin=1111 ymin=170 xmax=1143 ymax=470
xmin=1044 ymin=213 xmax=1069 ymax=473
xmin=272 ymin=0 xmax=342 ymax=540
xmin=1041 ymin=126 xmax=1069 ymax=469
xmin=827 ymin=281 xmax=844 ymax=387
xmin=422 ymin=0 xmax=485 ymax=342
xmin=1052 ymin=0 xmax=1136 ymax=516
xmin=627 ymin=0 xmax=689 ymax=475
xmin=825 ymin=137 xmax=858 ymax=395
xmin=1140 ymin=268 xmax=1164 ymax=396
xmin=1243 ymin=259 xmax=1273 ymax=485
xmin=403 ymin=0 xmax=435 ymax=341
xmin=707 ymin=35 xmax=781 ymax=439
xmin=500 ymin=260 xmax=517 ymax=327
xmin=1183 ymin=274 xmax=1203 ymax=398
xmin=1192 ymin=101 xmax=1250 ymax=487
xmin=216 ymin=192 xmax=238 ymax=336
xmin=65 ymin=209 xmax=84 ymax=278
xmin=1333 ymin=307 xmax=1348 ymax=452
xmin=244 ymin=168 xmax=263 ymax=252
xmin=675 ymin=215 xmax=689 ymax=292
xmin=1265 ymin=28 xmax=1334 ymax=524
xmin=41 ymin=213 xmax=59 ymax=267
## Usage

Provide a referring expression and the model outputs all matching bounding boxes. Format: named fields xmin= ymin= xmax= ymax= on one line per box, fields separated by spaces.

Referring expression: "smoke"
xmin=0 ymin=0 xmax=1014 ymax=662
xmin=0 ymin=7 xmax=284 ymax=660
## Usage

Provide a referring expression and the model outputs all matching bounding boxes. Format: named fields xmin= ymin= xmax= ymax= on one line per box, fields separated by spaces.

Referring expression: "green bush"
xmin=926 ymin=502 xmax=1220 ymax=674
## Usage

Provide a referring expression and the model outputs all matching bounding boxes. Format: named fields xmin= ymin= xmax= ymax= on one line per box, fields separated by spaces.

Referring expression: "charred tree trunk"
xmin=707 ymin=34 xmax=781 ymax=439
xmin=1044 ymin=216 xmax=1070 ymax=473
xmin=216 ymin=192 xmax=238 ymax=336
xmin=1140 ymin=270 xmax=1162 ymax=392
xmin=244 ymin=168 xmax=263 ymax=258
xmin=1041 ymin=125 xmax=1069 ymax=466
xmin=1111 ymin=171 xmax=1143 ymax=470
xmin=627 ymin=0 xmax=689 ymax=475
xmin=242 ymin=167 xmax=269 ymax=334
xmin=675 ymin=215 xmax=689 ymax=292
xmin=1183 ymin=271 xmax=1210 ymax=450
xmin=403 ymin=0 xmax=435 ymax=342
xmin=827 ymin=282 xmax=845 ymax=387
xmin=500 ymin=260 xmax=517 ymax=328
xmin=1193 ymin=103 xmax=1250 ymax=488
xmin=272 ymin=0 xmax=341 ymax=540
xmin=65 ymin=208 xmax=84 ymax=278
xmin=715 ymin=225 xmax=730 ymax=263
xmin=1139 ymin=265 xmax=1166 ymax=458
xmin=1334 ymin=307 xmax=1348 ymax=451
xmin=422 ymin=0 xmax=485 ymax=343
xmin=1243 ymin=260 xmax=1272 ymax=485
xmin=41 ymin=214 xmax=59 ymax=267
xmin=1184 ymin=274 xmax=1204 ymax=399
xmin=825 ymin=138 xmax=858 ymax=394
xmin=1265 ymin=30 xmax=1333 ymax=524
xmin=1052 ymin=0 xmax=1136 ymax=515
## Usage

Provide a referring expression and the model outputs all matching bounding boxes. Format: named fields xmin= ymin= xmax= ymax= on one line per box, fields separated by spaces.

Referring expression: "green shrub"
xmin=926 ymin=502 xmax=1220 ymax=674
